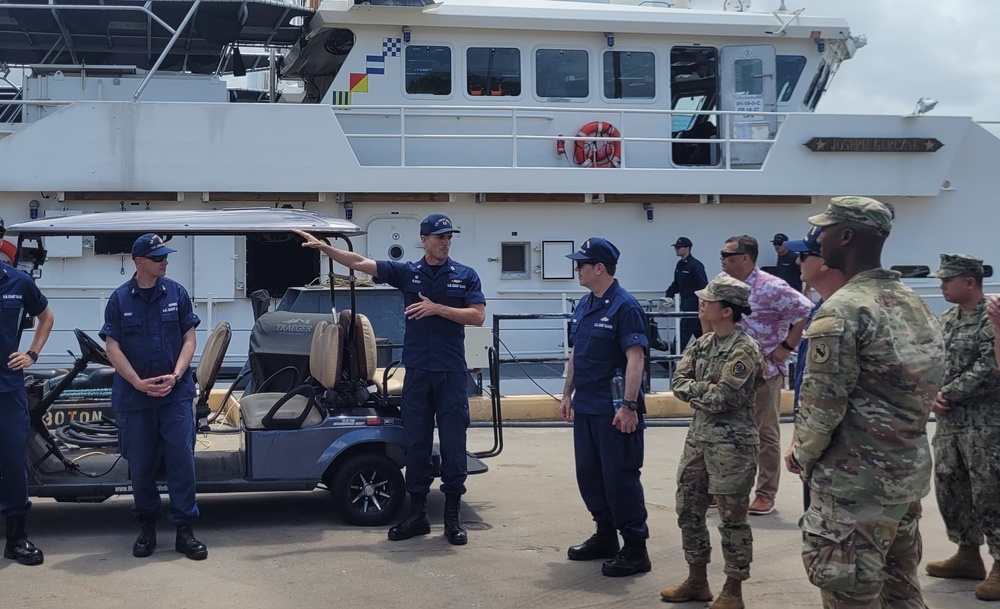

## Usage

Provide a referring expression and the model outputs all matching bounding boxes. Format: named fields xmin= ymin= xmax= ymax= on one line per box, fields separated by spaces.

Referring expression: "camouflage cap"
xmin=807 ymin=196 xmax=893 ymax=236
xmin=695 ymin=276 xmax=751 ymax=308
xmin=930 ymin=253 xmax=984 ymax=279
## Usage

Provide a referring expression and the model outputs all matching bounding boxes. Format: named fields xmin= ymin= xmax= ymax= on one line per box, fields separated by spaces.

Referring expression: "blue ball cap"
xmin=565 ymin=237 xmax=620 ymax=266
xmin=783 ymin=226 xmax=823 ymax=254
xmin=131 ymin=233 xmax=177 ymax=259
xmin=420 ymin=213 xmax=461 ymax=236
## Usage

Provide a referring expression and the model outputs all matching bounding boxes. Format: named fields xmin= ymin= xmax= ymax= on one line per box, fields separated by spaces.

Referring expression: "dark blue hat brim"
xmin=783 ymin=239 xmax=816 ymax=253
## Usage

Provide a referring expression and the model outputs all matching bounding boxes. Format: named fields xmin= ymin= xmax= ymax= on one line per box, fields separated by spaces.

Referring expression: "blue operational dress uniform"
xmin=566 ymin=239 xmax=650 ymax=552
xmin=374 ymin=255 xmax=485 ymax=497
xmin=666 ymin=238 xmax=708 ymax=351
xmin=0 ymin=263 xmax=48 ymax=518
xmin=101 ymin=274 xmax=200 ymax=525
xmin=772 ymin=233 xmax=803 ymax=292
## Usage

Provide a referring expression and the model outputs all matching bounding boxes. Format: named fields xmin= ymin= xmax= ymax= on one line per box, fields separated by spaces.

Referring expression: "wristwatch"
xmin=780 ymin=340 xmax=795 ymax=352
xmin=25 ymin=350 xmax=38 ymax=362
xmin=621 ymin=399 xmax=638 ymax=411
xmin=172 ymin=373 xmax=181 ymax=383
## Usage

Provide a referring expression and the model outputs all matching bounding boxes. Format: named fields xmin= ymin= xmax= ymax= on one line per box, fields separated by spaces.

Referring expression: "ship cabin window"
xmin=405 ymin=45 xmax=452 ymax=95
xmin=535 ymin=49 xmax=589 ymax=99
xmin=501 ymin=242 xmax=530 ymax=279
xmin=602 ymin=51 xmax=655 ymax=99
xmin=733 ymin=59 xmax=763 ymax=96
xmin=803 ymin=59 xmax=830 ymax=111
xmin=467 ymin=47 xmax=521 ymax=97
xmin=670 ymin=46 xmax=719 ymax=166
xmin=776 ymin=55 xmax=806 ymax=103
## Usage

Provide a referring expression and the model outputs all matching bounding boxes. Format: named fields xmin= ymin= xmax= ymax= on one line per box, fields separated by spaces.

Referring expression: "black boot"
xmin=443 ymin=493 xmax=468 ymax=546
xmin=567 ymin=521 xmax=620 ymax=561
xmin=388 ymin=493 xmax=431 ymax=541
xmin=133 ymin=515 xmax=157 ymax=557
xmin=602 ymin=537 xmax=651 ymax=577
xmin=175 ymin=524 xmax=208 ymax=560
xmin=3 ymin=515 xmax=44 ymax=566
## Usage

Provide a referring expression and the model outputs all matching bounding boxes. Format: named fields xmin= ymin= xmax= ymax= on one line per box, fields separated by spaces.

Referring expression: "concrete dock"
xmin=1 ymin=422 xmax=987 ymax=608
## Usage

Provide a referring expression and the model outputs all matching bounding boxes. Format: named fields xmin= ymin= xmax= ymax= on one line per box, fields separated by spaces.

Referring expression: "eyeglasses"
xmin=798 ymin=252 xmax=821 ymax=262
xmin=720 ymin=251 xmax=746 ymax=259
xmin=575 ymin=260 xmax=596 ymax=270
xmin=144 ymin=254 xmax=168 ymax=263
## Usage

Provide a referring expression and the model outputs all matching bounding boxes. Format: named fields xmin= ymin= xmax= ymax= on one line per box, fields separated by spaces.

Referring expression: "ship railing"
xmin=332 ymin=104 xmax=785 ymax=170
xmin=489 ymin=309 xmax=698 ymax=398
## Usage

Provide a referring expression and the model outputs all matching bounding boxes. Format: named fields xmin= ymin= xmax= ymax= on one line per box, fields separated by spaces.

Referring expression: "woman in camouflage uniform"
xmin=660 ymin=276 xmax=766 ymax=609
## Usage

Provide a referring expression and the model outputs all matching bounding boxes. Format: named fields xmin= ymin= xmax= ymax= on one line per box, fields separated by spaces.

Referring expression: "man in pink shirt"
xmin=716 ymin=235 xmax=813 ymax=515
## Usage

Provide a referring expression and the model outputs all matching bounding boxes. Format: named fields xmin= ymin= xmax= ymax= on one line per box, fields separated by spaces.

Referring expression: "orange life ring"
xmin=0 ymin=239 xmax=16 ymax=264
xmin=572 ymin=121 xmax=622 ymax=168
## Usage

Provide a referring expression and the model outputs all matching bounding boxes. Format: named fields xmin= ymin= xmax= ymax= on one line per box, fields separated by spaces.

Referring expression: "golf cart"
xmin=8 ymin=208 xmax=501 ymax=526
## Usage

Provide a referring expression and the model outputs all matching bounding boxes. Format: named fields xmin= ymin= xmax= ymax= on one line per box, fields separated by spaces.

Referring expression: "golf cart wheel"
xmin=329 ymin=453 xmax=405 ymax=526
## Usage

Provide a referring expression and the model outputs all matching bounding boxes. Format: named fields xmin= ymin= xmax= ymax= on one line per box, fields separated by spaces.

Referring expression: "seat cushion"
xmin=374 ymin=367 xmax=405 ymax=396
xmin=239 ymin=393 xmax=324 ymax=430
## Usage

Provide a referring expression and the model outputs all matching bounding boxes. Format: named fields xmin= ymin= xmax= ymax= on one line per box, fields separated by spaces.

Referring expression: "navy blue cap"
xmin=131 ymin=233 xmax=176 ymax=259
xmin=672 ymin=237 xmax=693 ymax=248
xmin=771 ymin=233 xmax=789 ymax=244
xmin=420 ymin=213 xmax=461 ymax=236
xmin=783 ymin=226 xmax=822 ymax=254
xmin=566 ymin=237 xmax=620 ymax=266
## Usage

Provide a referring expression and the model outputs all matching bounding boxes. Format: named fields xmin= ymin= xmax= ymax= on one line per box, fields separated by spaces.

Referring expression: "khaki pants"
xmin=752 ymin=374 xmax=783 ymax=500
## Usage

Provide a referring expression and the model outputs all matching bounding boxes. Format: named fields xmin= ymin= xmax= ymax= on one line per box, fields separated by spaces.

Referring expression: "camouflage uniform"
xmin=931 ymin=254 xmax=1000 ymax=560
xmin=793 ymin=197 xmax=945 ymax=609
xmin=672 ymin=277 xmax=766 ymax=581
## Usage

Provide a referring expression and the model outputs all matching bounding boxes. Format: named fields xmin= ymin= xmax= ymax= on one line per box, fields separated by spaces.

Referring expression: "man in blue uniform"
xmin=665 ymin=236 xmax=708 ymax=351
xmin=101 ymin=233 xmax=206 ymax=560
xmin=0 ymin=248 xmax=53 ymax=566
xmin=560 ymin=237 xmax=651 ymax=577
xmin=771 ymin=233 xmax=803 ymax=292
xmin=293 ymin=214 xmax=486 ymax=546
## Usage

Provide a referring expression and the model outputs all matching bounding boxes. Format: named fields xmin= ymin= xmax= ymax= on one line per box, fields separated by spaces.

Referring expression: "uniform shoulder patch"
xmin=809 ymin=340 xmax=832 ymax=364
xmin=732 ymin=361 xmax=748 ymax=377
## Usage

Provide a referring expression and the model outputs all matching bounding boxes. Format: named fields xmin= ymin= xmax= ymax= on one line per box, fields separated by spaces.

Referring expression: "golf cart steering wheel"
xmin=73 ymin=328 xmax=112 ymax=367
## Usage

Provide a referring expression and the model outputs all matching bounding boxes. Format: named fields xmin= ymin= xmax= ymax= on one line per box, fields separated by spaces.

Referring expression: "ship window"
xmin=535 ymin=49 xmax=589 ymax=99
xmin=602 ymin=51 xmax=655 ymax=99
xmin=501 ymin=242 xmax=530 ymax=279
xmin=733 ymin=58 xmax=763 ymax=96
xmin=467 ymin=47 xmax=521 ymax=97
xmin=807 ymin=61 xmax=831 ymax=110
xmin=776 ymin=55 xmax=806 ymax=103
xmin=670 ymin=46 xmax=719 ymax=166
xmin=405 ymin=45 xmax=452 ymax=95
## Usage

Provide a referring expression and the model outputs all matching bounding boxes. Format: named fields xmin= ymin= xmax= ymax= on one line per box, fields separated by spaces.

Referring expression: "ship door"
xmin=719 ymin=45 xmax=776 ymax=166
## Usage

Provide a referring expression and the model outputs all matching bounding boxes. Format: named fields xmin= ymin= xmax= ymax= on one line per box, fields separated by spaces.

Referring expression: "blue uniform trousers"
xmin=117 ymin=400 xmax=199 ymax=524
xmin=0 ymin=390 xmax=31 ymax=517
xmin=678 ymin=297 xmax=702 ymax=351
xmin=401 ymin=368 xmax=470 ymax=496
xmin=573 ymin=412 xmax=649 ymax=541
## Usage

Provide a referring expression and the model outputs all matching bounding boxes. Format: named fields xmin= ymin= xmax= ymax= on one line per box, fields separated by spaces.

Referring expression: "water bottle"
xmin=611 ymin=370 xmax=624 ymax=412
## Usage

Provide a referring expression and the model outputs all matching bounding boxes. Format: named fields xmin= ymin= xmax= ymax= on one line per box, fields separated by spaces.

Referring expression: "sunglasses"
xmin=720 ymin=251 xmax=746 ymax=259
xmin=798 ymin=252 xmax=821 ymax=262
xmin=144 ymin=254 xmax=168 ymax=263
xmin=575 ymin=260 xmax=596 ymax=270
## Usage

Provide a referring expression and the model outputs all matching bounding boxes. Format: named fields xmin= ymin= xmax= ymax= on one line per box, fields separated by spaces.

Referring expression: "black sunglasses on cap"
xmin=145 ymin=254 xmax=168 ymax=263
xmin=575 ymin=260 xmax=597 ymax=270
xmin=798 ymin=252 xmax=821 ymax=262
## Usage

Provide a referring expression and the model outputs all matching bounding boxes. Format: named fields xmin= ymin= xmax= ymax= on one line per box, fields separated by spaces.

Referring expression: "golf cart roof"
xmin=7 ymin=208 xmax=365 ymax=237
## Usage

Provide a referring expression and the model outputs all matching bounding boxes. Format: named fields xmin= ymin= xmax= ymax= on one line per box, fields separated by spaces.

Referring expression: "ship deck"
xmin=3 ymin=422 xmax=985 ymax=608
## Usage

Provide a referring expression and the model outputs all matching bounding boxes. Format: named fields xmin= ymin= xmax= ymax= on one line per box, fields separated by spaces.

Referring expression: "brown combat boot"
xmin=660 ymin=563 xmax=713 ymax=602
xmin=976 ymin=562 xmax=1000 ymax=601
xmin=708 ymin=577 xmax=744 ymax=609
xmin=926 ymin=545 xmax=986 ymax=580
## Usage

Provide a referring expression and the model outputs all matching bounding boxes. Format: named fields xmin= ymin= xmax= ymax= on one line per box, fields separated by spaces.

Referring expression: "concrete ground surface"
xmin=1 ymin=422 xmax=989 ymax=609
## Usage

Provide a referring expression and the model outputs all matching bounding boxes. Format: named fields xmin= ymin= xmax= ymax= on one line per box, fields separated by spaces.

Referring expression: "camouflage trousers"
xmin=933 ymin=427 xmax=1000 ymax=560
xmin=675 ymin=435 xmax=757 ymax=580
xmin=800 ymin=492 xmax=925 ymax=609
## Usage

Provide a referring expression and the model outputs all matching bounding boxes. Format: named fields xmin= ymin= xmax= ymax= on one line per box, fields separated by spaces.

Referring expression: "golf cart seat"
xmin=338 ymin=310 xmax=403 ymax=397
xmin=195 ymin=321 xmax=232 ymax=430
xmin=240 ymin=320 xmax=342 ymax=430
